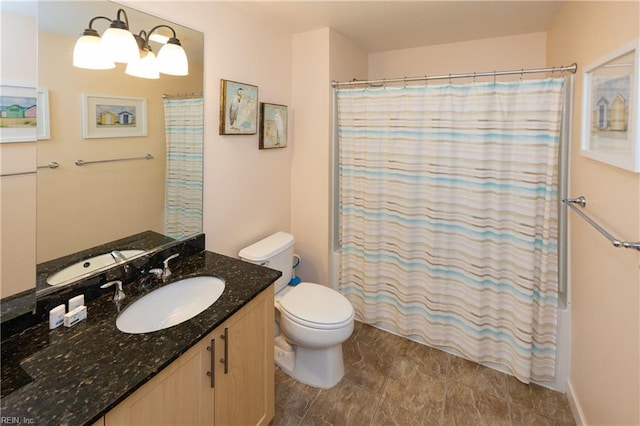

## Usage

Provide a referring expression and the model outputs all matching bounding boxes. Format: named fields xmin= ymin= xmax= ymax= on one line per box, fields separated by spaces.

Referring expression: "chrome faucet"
xmin=161 ymin=253 xmax=180 ymax=281
xmin=138 ymin=268 xmax=163 ymax=289
xmin=101 ymin=280 xmax=126 ymax=301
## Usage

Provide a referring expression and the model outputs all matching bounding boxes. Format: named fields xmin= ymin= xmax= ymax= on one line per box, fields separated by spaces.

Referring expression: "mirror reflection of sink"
xmin=116 ymin=276 xmax=225 ymax=334
xmin=46 ymin=250 xmax=144 ymax=286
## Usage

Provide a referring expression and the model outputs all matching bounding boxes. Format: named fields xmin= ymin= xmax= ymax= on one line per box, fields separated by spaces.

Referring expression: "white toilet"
xmin=239 ymin=231 xmax=354 ymax=389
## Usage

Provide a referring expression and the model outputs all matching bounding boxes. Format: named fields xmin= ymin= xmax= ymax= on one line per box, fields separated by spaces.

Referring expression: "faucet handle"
xmin=163 ymin=253 xmax=179 ymax=268
xmin=162 ymin=253 xmax=180 ymax=281
xmin=101 ymin=280 xmax=126 ymax=301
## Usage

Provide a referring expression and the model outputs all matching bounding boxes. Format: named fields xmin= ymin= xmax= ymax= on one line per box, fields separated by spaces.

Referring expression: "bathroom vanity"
xmin=0 ymin=251 xmax=279 ymax=425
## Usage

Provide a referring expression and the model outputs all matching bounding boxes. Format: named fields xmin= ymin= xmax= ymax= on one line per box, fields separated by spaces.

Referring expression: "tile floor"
xmin=273 ymin=321 xmax=575 ymax=426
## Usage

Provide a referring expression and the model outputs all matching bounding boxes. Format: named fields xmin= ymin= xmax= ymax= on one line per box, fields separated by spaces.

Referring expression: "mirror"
xmin=0 ymin=0 xmax=204 ymax=317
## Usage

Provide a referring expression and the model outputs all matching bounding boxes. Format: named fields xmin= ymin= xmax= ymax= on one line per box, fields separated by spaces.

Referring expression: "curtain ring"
xmin=493 ymin=71 xmax=496 ymax=84
xmin=448 ymin=73 xmax=452 ymax=85
xmin=520 ymin=68 xmax=524 ymax=82
xmin=473 ymin=72 xmax=476 ymax=85
xmin=383 ymin=78 xmax=386 ymax=89
xmin=425 ymin=75 xmax=428 ymax=87
xmin=404 ymin=77 xmax=407 ymax=89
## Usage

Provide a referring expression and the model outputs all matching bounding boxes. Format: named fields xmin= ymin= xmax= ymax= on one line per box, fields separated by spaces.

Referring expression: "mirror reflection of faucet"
xmin=110 ymin=250 xmax=127 ymax=263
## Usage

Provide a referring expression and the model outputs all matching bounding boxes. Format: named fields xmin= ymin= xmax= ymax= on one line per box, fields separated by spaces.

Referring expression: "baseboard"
xmin=567 ymin=378 xmax=586 ymax=425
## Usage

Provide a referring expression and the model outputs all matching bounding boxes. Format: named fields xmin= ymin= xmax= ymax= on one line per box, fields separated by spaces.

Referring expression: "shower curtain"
xmin=337 ymin=78 xmax=565 ymax=383
xmin=162 ymin=96 xmax=204 ymax=239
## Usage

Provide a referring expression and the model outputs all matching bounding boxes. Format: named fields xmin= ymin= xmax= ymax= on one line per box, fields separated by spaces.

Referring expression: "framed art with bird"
xmin=259 ymin=102 xmax=288 ymax=149
xmin=219 ymin=79 xmax=258 ymax=135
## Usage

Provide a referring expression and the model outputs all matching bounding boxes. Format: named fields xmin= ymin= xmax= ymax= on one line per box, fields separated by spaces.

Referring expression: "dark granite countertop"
xmin=0 ymin=251 xmax=280 ymax=426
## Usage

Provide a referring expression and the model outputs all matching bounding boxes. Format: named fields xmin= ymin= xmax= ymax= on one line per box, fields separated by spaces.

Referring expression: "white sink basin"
xmin=47 ymin=250 xmax=144 ymax=286
xmin=116 ymin=276 xmax=225 ymax=334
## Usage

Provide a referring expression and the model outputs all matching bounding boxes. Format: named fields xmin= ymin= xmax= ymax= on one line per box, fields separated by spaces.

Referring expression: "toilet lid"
xmin=278 ymin=282 xmax=354 ymax=327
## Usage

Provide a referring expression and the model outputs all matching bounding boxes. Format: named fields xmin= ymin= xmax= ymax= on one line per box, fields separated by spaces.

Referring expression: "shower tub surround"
xmin=0 ymin=250 xmax=281 ymax=425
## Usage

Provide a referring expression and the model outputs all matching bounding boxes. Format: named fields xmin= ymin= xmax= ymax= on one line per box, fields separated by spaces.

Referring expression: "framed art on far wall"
xmin=259 ymin=102 xmax=288 ymax=149
xmin=219 ymin=79 xmax=258 ymax=135
xmin=581 ymin=38 xmax=640 ymax=172
xmin=82 ymin=94 xmax=147 ymax=139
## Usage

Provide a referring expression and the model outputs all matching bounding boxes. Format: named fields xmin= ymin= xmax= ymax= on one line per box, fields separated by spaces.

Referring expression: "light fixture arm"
xmin=110 ymin=8 xmax=131 ymax=31
xmin=82 ymin=16 xmax=111 ymax=37
xmin=134 ymin=30 xmax=151 ymax=52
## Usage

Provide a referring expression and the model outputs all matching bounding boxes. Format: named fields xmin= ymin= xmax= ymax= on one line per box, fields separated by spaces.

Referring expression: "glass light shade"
xmin=157 ymin=43 xmax=189 ymax=76
xmin=73 ymin=35 xmax=115 ymax=70
xmin=125 ymin=51 xmax=160 ymax=79
xmin=101 ymin=27 xmax=139 ymax=63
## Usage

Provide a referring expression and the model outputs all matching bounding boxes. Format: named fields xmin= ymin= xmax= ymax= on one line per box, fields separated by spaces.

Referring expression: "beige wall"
xmin=0 ymin=10 xmax=37 ymax=297
xmin=291 ymin=28 xmax=331 ymax=284
xmin=37 ymin=30 xmax=202 ymax=263
xmin=290 ymin=28 xmax=368 ymax=286
xmin=546 ymin=2 xmax=640 ymax=424
xmin=369 ymin=32 xmax=547 ymax=82
xmin=124 ymin=1 xmax=293 ymax=258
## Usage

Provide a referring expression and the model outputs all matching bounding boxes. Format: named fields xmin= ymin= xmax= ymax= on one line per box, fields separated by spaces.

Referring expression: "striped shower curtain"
xmin=337 ymin=78 xmax=565 ymax=383
xmin=162 ymin=97 xmax=204 ymax=239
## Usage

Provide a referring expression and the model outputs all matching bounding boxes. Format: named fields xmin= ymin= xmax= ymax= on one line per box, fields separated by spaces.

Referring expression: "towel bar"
xmin=563 ymin=196 xmax=640 ymax=251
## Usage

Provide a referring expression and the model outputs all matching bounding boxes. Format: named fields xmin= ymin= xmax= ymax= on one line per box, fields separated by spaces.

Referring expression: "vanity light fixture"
xmin=73 ymin=9 xmax=189 ymax=78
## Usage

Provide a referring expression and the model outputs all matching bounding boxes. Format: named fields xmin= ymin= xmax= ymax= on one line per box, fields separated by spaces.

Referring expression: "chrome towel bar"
xmin=75 ymin=154 xmax=153 ymax=166
xmin=38 ymin=161 xmax=59 ymax=169
xmin=563 ymin=196 xmax=640 ymax=251
xmin=0 ymin=170 xmax=36 ymax=177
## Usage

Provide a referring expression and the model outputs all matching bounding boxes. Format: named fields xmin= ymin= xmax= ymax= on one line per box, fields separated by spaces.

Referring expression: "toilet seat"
xmin=277 ymin=282 xmax=354 ymax=331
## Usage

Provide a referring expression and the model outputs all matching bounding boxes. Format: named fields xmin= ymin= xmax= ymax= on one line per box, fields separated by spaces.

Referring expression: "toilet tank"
xmin=239 ymin=231 xmax=294 ymax=293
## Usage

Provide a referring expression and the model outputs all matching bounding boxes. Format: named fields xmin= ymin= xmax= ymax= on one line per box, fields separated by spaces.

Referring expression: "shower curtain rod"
xmin=162 ymin=92 xmax=203 ymax=99
xmin=331 ymin=63 xmax=577 ymax=88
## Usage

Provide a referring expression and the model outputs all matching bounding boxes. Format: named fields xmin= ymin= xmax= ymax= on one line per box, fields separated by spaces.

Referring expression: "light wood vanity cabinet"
xmin=104 ymin=285 xmax=274 ymax=426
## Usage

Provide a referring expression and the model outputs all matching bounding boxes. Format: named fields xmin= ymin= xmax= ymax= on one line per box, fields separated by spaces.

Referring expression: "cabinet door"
xmin=105 ymin=336 xmax=215 ymax=425
xmin=215 ymin=285 xmax=274 ymax=426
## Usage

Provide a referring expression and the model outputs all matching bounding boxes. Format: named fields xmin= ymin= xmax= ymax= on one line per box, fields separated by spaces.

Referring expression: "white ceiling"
xmin=223 ymin=1 xmax=566 ymax=53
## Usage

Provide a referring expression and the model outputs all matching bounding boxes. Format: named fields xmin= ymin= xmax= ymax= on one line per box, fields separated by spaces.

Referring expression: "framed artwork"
xmin=0 ymin=84 xmax=38 ymax=143
xmin=82 ymin=94 xmax=147 ymax=139
xmin=259 ymin=102 xmax=288 ymax=149
xmin=37 ymin=89 xmax=50 ymax=140
xmin=219 ymin=79 xmax=258 ymax=135
xmin=581 ymin=38 xmax=640 ymax=172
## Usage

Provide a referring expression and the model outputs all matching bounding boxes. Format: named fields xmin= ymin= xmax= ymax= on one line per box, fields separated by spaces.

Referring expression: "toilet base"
xmin=274 ymin=336 xmax=345 ymax=389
